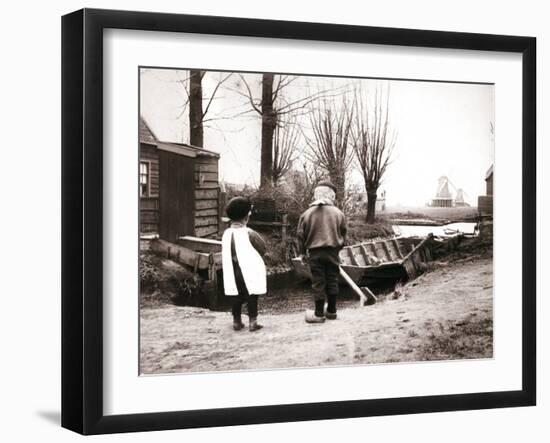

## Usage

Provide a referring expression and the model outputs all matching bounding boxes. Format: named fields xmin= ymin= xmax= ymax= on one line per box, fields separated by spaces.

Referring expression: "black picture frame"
xmin=61 ymin=8 xmax=536 ymax=435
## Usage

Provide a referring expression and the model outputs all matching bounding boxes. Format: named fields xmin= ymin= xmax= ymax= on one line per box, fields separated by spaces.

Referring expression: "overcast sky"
xmin=140 ymin=68 xmax=494 ymax=207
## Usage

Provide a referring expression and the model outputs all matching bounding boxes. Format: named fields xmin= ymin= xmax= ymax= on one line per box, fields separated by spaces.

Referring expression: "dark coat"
xmin=296 ymin=203 xmax=347 ymax=253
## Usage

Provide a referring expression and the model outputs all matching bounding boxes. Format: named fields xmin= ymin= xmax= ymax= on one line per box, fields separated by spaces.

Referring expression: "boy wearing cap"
xmin=297 ymin=181 xmax=347 ymax=323
xmin=221 ymin=197 xmax=267 ymax=332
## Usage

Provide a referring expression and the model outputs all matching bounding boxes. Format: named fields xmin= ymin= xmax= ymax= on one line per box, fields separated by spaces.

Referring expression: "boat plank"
xmin=382 ymin=241 xmax=394 ymax=261
xmin=392 ymin=238 xmax=405 ymax=258
xmin=347 ymin=247 xmax=360 ymax=266
xmin=375 ymin=242 xmax=390 ymax=261
xmin=367 ymin=243 xmax=377 ymax=259
xmin=359 ymin=244 xmax=371 ymax=264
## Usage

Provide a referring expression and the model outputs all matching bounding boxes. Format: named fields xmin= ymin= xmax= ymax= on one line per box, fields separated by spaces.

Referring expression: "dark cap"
xmin=316 ymin=180 xmax=337 ymax=193
xmin=225 ymin=196 xmax=252 ymax=221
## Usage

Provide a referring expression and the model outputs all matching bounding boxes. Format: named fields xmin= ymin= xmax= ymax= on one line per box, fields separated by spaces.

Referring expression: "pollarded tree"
xmin=304 ymin=98 xmax=355 ymax=208
xmin=272 ymin=117 xmax=302 ymax=186
xmin=351 ymin=83 xmax=396 ymax=223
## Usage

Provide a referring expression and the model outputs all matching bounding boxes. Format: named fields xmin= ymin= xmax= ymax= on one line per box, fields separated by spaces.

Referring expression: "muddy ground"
xmin=140 ymin=246 xmax=493 ymax=374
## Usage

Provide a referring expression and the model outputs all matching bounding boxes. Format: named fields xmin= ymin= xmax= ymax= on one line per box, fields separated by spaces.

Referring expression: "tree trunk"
xmin=329 ymin=171 xmax=346 ymax=209
xmin=366 ymin=190 xmax=378 ymax=224
xmin=189 ymin=69 xmax=204 ymax=147
xmin=260 ymin=73 xmax=275 ymax=189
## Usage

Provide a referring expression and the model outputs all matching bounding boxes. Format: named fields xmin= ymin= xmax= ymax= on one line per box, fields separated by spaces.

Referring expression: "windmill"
xmin=454 ymin=188 xmax=470 ymax=207
xmin=431 ymin=176 xmax=454 ymax=207
xmin=431 ymin=176 xmax=469 ymax=207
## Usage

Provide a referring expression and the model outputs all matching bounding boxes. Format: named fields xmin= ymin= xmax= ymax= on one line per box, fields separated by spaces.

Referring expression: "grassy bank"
xmin=382 ymin=205 xmax=479 ymax=222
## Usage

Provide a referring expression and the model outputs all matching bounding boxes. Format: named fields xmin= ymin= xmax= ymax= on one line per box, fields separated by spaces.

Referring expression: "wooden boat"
xmin=291 ymin=234 xmax=461 ymax=288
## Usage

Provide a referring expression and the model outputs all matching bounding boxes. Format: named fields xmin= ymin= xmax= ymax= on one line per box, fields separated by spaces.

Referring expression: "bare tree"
xmin=351 ymin=84 xmax=396 ymax=223
xmin=304 ymin=98 xmax=355 ymax=207
xmin=272 ymin=118 xmax=302 ymax=185
xmin=188 ymin=70 xmax=204 ymax=147
xmin=260 ymin=74 xmax=276 ymax=187
xmin=177 ymin=70 xmax=232 ymax=147
xmin=234 ymin=74 xmax=345 ymax=189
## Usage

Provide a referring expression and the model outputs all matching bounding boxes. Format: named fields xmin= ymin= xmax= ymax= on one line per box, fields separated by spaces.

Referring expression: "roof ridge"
xmin=139 ymin=115 xmax=158 ymax=144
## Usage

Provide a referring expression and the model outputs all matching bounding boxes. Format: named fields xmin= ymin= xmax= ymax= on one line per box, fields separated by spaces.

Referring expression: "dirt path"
xmin=140 ymin=256 xmax=493 ymax=374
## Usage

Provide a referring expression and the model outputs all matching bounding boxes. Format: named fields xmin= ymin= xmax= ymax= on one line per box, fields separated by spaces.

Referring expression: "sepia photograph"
xmin=138 ymin=67 xmax=494 ymax=375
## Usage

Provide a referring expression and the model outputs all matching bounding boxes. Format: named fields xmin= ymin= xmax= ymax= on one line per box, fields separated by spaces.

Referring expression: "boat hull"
xmin=291 ymin=235 xmax=443 ymax=288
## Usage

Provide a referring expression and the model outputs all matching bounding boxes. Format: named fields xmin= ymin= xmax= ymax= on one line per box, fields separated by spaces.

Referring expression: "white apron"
xmin=222 ymin=227 xmax=267 ymax=296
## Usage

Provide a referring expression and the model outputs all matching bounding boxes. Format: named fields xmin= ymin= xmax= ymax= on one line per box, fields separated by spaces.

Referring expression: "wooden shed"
xmin=139 ymin=118 xmax=160 ymax=232
xmin=139 ymin=116 xmax=222 ymax=242
xmin=478 ymin=164 xmax=493 ymax=216
xmin=485 ymin=164 xmax=493 ymax=196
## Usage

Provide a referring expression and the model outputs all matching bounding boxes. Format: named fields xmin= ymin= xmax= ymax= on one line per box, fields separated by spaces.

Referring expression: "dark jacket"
xmin=230 ymin=226 xmax=267 ymax=261
xmin=296 ymin=203 xmax=347 ymax=253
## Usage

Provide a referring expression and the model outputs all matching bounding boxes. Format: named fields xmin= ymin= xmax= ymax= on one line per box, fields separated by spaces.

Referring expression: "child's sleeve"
xmin=248 ymin=229 xmax=267 ymax=256
xmin=340 ymin=211 xmax=348 ymax=241
xmin=296 ymin=214 xmax=306 ymax=255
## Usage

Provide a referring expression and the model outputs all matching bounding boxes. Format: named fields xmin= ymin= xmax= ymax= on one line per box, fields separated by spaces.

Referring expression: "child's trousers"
xmin=308 ymin=247 xmax=340 ymax=314
xmin=230 ymin=256 xmax=261 ymax=319
xmin=231 ymin=294 xmax=258 ymax=319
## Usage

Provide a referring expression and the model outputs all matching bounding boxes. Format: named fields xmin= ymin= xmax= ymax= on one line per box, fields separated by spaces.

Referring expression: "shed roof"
xmin=485 ymin=164 xmax=493 ymax=180
xmin=139 ymin=116 xmax=220 ymax=159
xmin=139 ymin=116 xmax=158 ymax=145
xmin=157 ymin=142 xmax=220 ymax=159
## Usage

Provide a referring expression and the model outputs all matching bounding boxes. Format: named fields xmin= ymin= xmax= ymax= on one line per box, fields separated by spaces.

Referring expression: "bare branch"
xmin=235 ymin=74 xmax=262 ymax=114
xmin=202 ymin=73 xmax=233 ymax=119
xmin=272 ymin=117 xmax=302 ymax=185
xmin=275 ymin=85 xmax=348 ymax=114
xmin=351 ymin=81 xmax=396 ymax=222
xmin=303 ymin=97 xmax=355 ymax=207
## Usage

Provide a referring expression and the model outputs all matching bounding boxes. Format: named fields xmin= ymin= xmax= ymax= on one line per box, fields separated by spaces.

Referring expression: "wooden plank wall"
xmin=159 ymin=150 xmax=195 ymax=242
xmin=140 ymin=197 xmax=159 ymax=232
xmin=486 ymin=175 xmax=493 ymax=196
xmin=194 ymin=156 xmax=220 ymax=238
xmin=478 ymin=195 xmax=493 ymax=216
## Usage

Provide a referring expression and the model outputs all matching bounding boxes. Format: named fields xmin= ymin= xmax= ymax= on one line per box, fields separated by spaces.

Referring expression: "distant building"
xmin=485 ymin=164 xmax=493 ymax=196
xmin=431 ymin=176 xmax=454 ymax=207
xmin=376 ymin=190 xmax=387 ymax=212
xmin=349 ymin=190 xmax=386 ymax=213
xmin=454 ymin=188 xmax=470 ymax=207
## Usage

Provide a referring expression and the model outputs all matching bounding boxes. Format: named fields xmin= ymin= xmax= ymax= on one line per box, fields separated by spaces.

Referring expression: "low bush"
xmin=346 ymin=216 xmax=395 ymax=244
xmin=140 ymin=251 xmax=202 ymax=308
xmin=140 ymin=252 xmax=163 ymax=292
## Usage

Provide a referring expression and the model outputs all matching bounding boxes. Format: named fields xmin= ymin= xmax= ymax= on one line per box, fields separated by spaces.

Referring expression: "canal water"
xmin=392 ymin=222 xmax=478 ymax=238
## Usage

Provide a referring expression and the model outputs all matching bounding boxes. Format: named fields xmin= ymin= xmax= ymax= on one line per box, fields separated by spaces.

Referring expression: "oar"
xmin=339 ymin=266 xmax=377 ymax=306
xmin=293 ymin=254 xmax=376 ymax=306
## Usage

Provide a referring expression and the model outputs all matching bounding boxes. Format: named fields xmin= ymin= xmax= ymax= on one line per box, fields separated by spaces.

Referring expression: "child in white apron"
xmin=222 ymin=197 xmax=267 ymax=331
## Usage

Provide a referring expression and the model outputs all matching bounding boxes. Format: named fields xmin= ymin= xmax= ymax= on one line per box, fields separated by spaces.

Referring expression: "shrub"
xmin=140 ymin=252 xmax=163 ymax=292
xmin=346 ymin=216 xmax=394 ymax=244
xmin=140 ymin=251 xmax=201 ymax=308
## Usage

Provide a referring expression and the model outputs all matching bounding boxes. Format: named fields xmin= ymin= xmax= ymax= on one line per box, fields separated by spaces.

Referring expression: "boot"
xmin=324 ymin=303 xmax=337 ymax=320
xmin=325 ymin=296 xmax=337 ymax=320
xmin=233 ymin=315 xmax=245 ymax=331
xmin=249 ymin=317 xmax=264 ymax=332
xmin=233 ymin=321 xmax=245 ymax=331
xmin=305 ymin=310 xmax=326 ymax=323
